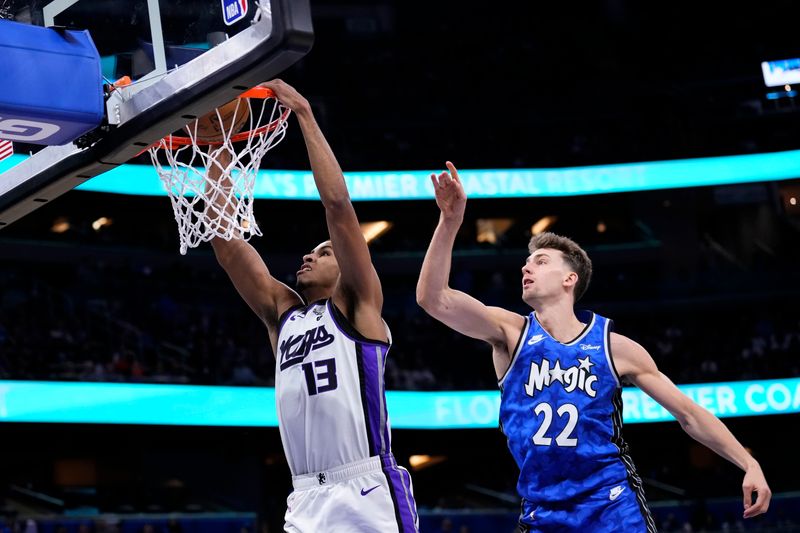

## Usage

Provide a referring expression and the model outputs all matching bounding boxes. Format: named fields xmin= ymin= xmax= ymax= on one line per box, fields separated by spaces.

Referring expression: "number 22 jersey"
xmin=498 ymin=311 xmax=650 ymax=508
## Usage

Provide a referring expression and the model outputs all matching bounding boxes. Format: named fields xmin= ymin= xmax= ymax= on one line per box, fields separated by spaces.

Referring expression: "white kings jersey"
xmin=275 ymin=299 xmax=394 ymax=476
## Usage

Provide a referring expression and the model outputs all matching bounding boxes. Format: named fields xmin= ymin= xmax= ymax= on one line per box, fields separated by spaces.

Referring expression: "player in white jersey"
xmin=209 ymin=80 xmax=418 ymax=533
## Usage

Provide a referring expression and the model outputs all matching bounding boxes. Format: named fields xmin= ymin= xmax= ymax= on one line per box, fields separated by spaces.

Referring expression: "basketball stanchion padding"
xmin=147 ymin=87 xmax=290 ymax=255
xmin=0 ymin=18 xmax=103 ymax=146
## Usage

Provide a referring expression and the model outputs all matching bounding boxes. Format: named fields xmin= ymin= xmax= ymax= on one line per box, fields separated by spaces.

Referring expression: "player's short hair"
xmin=528 ymin=232 xmax=593 ymax=302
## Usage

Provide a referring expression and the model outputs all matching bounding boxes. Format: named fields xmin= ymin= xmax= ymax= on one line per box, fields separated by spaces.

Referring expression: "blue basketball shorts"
xmin=516 ymin=479 xmax=655 ymax=532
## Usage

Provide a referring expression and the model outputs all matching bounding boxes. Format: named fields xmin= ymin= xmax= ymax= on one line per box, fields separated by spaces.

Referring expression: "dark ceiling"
xmin=5 ymin=0 xmax=800 ymax=170
xmin=285 ymin=1 xmax=800 ymax=170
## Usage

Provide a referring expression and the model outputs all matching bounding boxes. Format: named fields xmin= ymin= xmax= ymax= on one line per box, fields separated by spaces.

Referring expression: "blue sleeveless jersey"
xmin=498 ymin=310 xmax=654 ymax=529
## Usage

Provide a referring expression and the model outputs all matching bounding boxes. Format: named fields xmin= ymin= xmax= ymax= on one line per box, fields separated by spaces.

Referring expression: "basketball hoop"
xmin=148 ymin=87 xmax=290 ymax=255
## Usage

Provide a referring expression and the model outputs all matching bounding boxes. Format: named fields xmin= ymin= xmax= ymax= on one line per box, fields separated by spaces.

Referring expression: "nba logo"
xmin=221 ymin=0 xmax=248 ymax=25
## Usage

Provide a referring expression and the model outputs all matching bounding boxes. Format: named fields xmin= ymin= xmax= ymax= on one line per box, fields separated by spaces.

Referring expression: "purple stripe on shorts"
xmin=384 ymin=462 xmax=418 ymax=532
xmin=360 ymin=343 xmax=385 ymax=456
xmin=381 ymin=347 xmax=392 ymax=452
xmin=399 ymin=466 xmax=419 ymax=525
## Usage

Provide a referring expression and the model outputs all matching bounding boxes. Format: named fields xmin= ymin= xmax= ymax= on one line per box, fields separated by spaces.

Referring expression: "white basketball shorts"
xmin=284 ymin=454 xmax=418 ymax=533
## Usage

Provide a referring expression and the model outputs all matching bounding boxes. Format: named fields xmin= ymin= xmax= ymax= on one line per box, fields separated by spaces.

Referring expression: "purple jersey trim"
xmin=326 ymin=299 xmax=391 ymax=347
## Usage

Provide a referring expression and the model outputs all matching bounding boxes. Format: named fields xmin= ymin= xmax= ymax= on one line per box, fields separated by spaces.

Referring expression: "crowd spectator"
xmin=1 ymin=259 xmax=797 ymax=389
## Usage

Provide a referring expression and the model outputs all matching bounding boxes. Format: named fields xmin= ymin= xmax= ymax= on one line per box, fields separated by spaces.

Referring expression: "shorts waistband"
xmin=292 ymin=454 xmax=397 ymax=490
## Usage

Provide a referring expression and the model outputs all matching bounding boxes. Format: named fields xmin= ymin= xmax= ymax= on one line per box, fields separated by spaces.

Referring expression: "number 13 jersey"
xmin=498 ymin=310 xmax=648 ymax=506
xmin=276 ymin=299 xmax=393 ymax=476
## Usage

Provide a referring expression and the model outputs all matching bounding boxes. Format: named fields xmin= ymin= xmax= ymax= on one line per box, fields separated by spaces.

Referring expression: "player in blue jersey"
xmin=416 ymin=162 xmax=771 ymax=532
xmin=209 ymin=80 xmax=418 ymax=532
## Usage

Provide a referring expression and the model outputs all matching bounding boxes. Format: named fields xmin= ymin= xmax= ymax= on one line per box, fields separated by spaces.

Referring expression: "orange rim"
xmin=238 ymin=86 xmax=275 ymax=99
xmin=144 ymin=86 xmax=286 ymax=151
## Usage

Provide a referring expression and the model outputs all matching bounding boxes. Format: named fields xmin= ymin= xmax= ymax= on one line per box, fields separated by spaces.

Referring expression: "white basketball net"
xmin=148 ymin=95 xmax=290 ymax=255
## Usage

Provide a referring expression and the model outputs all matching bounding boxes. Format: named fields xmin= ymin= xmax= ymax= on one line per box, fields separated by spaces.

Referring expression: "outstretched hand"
xmin=742 ymin=464 xmax=771 ymax=519
xmin=431 ymin=161 xmax=466 ymax=224
xmin=259 ymin=79 xmax=310 ymax=114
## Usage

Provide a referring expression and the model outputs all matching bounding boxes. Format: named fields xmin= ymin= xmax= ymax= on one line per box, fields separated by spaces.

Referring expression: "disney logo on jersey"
xmin=279 ymin=325 xmax=334 ymax=370
xmin=580 ymin=343 xmax=601 ymax=351
xmin=524 ymin=356 xmax=597 ymax=398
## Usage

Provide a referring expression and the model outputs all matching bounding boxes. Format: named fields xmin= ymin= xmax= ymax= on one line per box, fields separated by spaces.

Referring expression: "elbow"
xmin=322 ymin=194 xmax=352 ymax=212
xmin=675 ymin=400 xmax=700 ymax=430
xmin=416 ymin=286 xmax=444 ymax=314
xmin=677 ymin=413 xmax=693 ymax=431
xmin=415 ymin=290 xmax=432 ymax=310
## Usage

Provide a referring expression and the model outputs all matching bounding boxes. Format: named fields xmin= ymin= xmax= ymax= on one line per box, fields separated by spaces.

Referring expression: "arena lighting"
xmin=5 ymin=149 xmax=800 ymax=200
xmin=50 ymin=216 xmax=70 ymax=233
xmin=91 ymin=216 xmax=112 ymax=231
xmin=761 ymin=58 xmax=800 ymax=87
xmin=531 ymin=216 xmax=558 ymax=235
xmin=0 ymin=378 xmax=798 ymax=428
xmin=360 ymin=221 xmax=392 ymax=243
xmin=766 ymin=90 xmax=798 ymax=100
xmin=408 ymin=455 xmax=447 ymax=471
xmin=476 ymin=218 xmax=514 ymax=244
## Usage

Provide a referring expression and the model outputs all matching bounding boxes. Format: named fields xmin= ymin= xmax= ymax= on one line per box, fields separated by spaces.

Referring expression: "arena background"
xmin=2 ymin=1 xmax=800 ymax=532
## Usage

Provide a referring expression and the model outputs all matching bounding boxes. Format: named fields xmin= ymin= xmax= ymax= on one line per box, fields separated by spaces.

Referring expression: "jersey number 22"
xmin=532 ymin=403 xmax=579 ymax=447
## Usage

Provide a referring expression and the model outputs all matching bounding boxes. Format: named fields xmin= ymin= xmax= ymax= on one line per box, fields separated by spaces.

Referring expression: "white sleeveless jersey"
xmin=275 ymin=299 xmax=393 ymax=476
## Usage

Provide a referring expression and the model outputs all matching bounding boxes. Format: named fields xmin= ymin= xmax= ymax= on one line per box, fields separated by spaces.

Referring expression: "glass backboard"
xmin=0 ymin=0 xmax=312 ymax=228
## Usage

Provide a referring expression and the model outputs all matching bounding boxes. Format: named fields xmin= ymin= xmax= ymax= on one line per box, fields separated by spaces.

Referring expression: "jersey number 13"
xmin=302 ymin=358 xmax=338 ymax=396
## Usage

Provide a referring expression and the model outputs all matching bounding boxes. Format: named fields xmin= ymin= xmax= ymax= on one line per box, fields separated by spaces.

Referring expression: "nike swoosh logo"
xmin=528 ymin=335 xmax=545 ymax=345
xmin=609 ymin=487 xmax=625 ymax=501
xmin=360 ymin=485 xmax=380 ymax=496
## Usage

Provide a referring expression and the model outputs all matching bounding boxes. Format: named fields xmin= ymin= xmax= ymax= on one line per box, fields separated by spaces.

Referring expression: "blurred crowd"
xmin=1 ymin=258 xmax=797 ymax=390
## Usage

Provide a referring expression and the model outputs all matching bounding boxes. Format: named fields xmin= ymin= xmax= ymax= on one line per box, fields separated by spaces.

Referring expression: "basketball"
xmin=185 ymin=98 xmax=251 ymax=143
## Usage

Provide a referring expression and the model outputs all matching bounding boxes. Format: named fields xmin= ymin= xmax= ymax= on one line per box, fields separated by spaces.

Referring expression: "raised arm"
xmin=416 ymin=162 xmax=524 ymax=350
xmin=611 ymin=333 xmax=771 ymax=519
xmin=207 ymin=148 xmax=302 ymax=335
xmin=262 ymin=80 xmax=382 ymax=313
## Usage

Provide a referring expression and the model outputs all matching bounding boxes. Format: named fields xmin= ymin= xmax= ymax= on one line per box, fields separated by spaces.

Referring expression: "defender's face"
xmin=296 ymin=240 xmax=340 ymax=289
xmin=521 ymin=248 xmax=573 ymax=303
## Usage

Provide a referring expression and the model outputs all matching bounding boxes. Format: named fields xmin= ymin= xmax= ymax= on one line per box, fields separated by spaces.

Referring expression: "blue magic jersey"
xmin=499 ymin=310 xmax=656 ymax=531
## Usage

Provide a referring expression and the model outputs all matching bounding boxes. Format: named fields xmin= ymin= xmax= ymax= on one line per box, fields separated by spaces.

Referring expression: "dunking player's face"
xmin=521 ymin=248 xmax=576 ymax=305
xmin=296 ymin=240 xmax=340 ymax=292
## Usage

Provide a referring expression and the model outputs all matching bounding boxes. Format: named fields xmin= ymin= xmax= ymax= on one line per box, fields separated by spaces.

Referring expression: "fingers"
xmin=259 ymin=78 xmax=283 ymax=88
xmin=430 ymin=170 xmax=453 ymax=189
xmin=743 ymin=485 xmax=771 ymax=518
xmin=258 ymin=80 xmax=276 ymax=92
xmin=430 ymin=164 xmax=465 ymax=203
xmin=430 ymin=173 xmax=443 ymax=192
xmin=258 ymin=79 xmax=290 ymax=101
xmin=742 ymin=483 xmax=750 ymax=512
xmin=445 ymin=161 xmax=460 ymax=183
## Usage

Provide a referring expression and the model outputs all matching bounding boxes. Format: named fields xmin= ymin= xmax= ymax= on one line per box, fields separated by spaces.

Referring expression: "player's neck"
xmin=301 ymin=287 xmax=333 ymax=305
xmin=532 ymin=301 xmax=584 ymax=344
